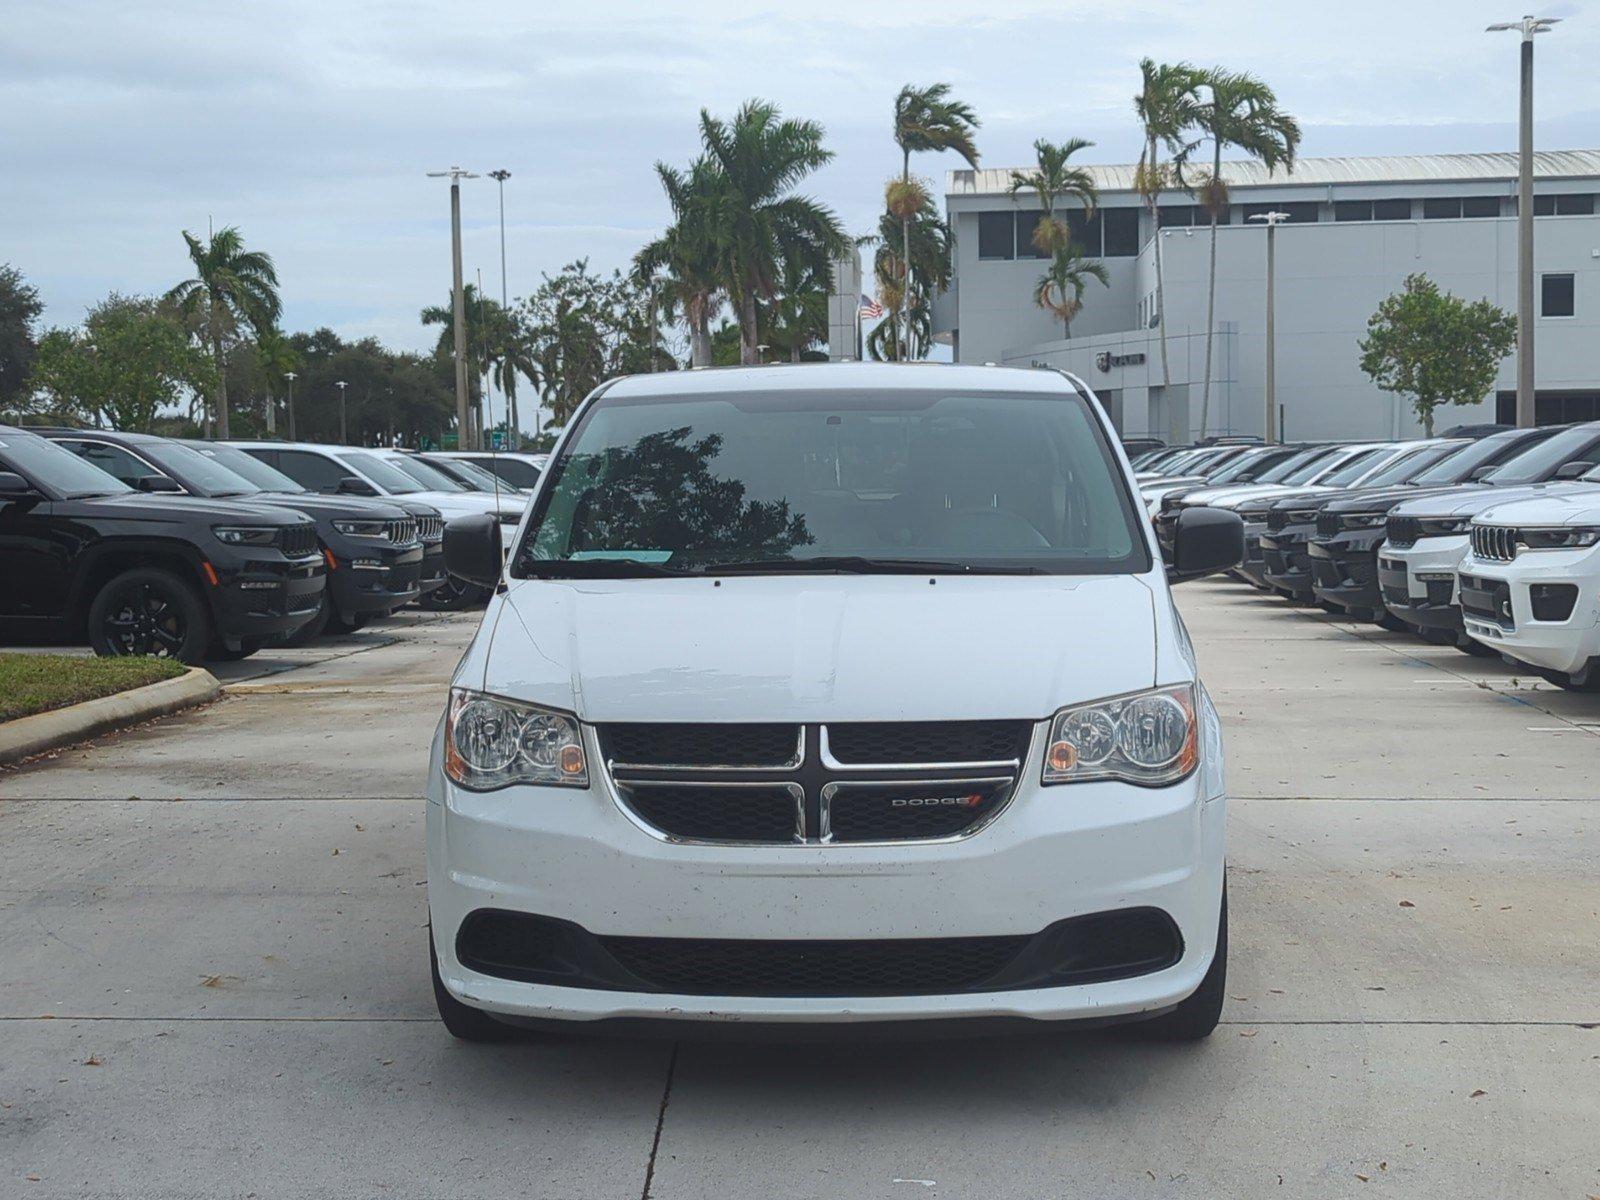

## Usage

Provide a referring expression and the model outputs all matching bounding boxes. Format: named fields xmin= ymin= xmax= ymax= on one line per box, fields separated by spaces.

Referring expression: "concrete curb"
xmin=0 ymin=666 xmax=221 ymax=766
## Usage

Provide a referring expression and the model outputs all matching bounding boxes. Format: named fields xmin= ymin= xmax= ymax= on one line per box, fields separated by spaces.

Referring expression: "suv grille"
xmin=1471 ymin=524 xmax=1519 ymax=561
xmin=280 ymin=523 xmax=318 ymax=558
xmin=1315 ymin=512 xmax=1341 ymax=537
xmin=386 ymin=518 xmax=417 ymax=545
xmin=1266 ymin=507 xmax=1290 ymax=531
xmin=1386 ymin=515 xmax=1420 ymax=548
xmin=598 ymin=721 xmax=1034 ymax=846
xmin=416 ymin=515 xmax=444 ymax=544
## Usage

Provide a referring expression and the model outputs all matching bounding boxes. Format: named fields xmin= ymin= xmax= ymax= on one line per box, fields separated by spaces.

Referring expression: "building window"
xmin=1461 ymin=195 xmax=1501 ymax=218
xmin=1014 ymin=211 xmax=1051 ymax=258
xmin=1334 ymin=200 xmax=1373 ymax=221
xmin=1422 ymin=197 xmax=1460 ymax=219
xmin=977 ymin=212 xmax=1015 ymax=260
xmin=1066 ymin=209 xmax=1103 ymax=256
xmin=1555 ymin=193 xmax=1596 ymax=215
xmin=1542 ymin=273 xmax=1575 ymax=318
xmin=1157 ymin=205 xmax=1197 ymax=227
xmin=1373 ymin=198 xmax=1412 ymax=220
xmin=1102 ymin=208 xmax=1140 ymax=256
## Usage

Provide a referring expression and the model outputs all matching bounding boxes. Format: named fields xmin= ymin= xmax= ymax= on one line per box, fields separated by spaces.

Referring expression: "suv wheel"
xmin=1134 ymin=889 xmax=1227 ymax=1042
xmin=1538 ymin=667 xmax=1600 ymax=693
xmin=418 ymin=575 xmax=489 ymax=611
xmin=429 ymin=924 xmax=514 ymax=1042
xmin=88 ymin=568 xmax=211 ymax=664
xmin=283 ymin=594 xmax=333 ymax=647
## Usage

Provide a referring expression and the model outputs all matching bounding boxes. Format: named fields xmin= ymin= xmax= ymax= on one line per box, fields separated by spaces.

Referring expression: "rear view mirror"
xmin=1554 ymin=461 xmax=1595 ymax=481
xmin=134 ymin=475 xmax=182 ymax=493
xmin=1168 ymin=507 xmax=1245 ymax=584
xmin=336 ymin=475 xmax=378 ymax=496
xmin=443 ymin=513 xmax=504 ymax=588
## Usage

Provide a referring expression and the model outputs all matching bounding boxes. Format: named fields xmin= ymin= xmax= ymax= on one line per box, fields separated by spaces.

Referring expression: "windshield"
xmin=336 ymin=451 xmax=423 ymax=494
xmin=428 ymin=456 xmax=504 ymax=491
xmin=1358 ymin=441 xmax=1463 ymax=488
xmin=475 ymin=456 xmax=544 ymax=489
xmin=183 ymin=442 xmax=307 ymax=492
xmin=140 ymin=441 xmax=260 ymax=497
xmin=1483 ymin=425 xmax=1600 ymax=485
xmin=1281 ymin=447 xmax=1349 ymax=485
xmin=0 ymin=429 xmax=133 ymax=498
xmin=1254 ymin=448 xmax=1324 ymax=484
xmin=1410 ymin=429 xmax=1548 ymax=485
xmin=515 ymin=388 xmax=1150 ymax=576
xmin=1318 ymin=447 xmax=1389 ymax=487
xmin=383 ymin=454 xmax=471 ymax=492
xmin=1208 ymin=449 xmax=1286 ymax=484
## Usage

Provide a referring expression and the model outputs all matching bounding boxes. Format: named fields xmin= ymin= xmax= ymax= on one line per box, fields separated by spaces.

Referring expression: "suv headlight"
xmin=1418 ymin=517 xmax=1470 ymax=536
xmin=332 ymin=519 xmax=391 ymax=539
xmin=1520 ymin=527 xmax=1600 ymax=550
xmin=1042 ymin=684 xmax=1198 ymax=787
xmin=212 ymin=525 xmax=277 ymax=546
xmin=443 ymin=688 xmax=587 ymax=791
xmin=1341 ymin=512 xmax=1386 ymax=530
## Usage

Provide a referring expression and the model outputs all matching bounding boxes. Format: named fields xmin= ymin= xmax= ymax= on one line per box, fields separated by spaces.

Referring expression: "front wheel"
xmin=87 ymin=568 xmax=211 ymax=664
xmin=1135 ymin=890 xmax=1226 ymax=1042
xmin=417 ymin=575 xmax=490 ymax=611
xmin=1538 ymin=667 xmax=1600 ymax=693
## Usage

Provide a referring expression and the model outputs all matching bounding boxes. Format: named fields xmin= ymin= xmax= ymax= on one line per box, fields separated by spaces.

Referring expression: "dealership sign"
xmin=1095 ymin=351 xmax=1146 ymax=373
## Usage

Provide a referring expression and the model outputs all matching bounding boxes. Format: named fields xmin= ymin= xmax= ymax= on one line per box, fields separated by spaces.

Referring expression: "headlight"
xmin=1042 ymin=684 xmax=1198 ymax=787
xmin=443 ymin=688 xmax=587 ymax=791
xmin=1341 ymin=512 xmax=1387 ymax=530
xmin=212 ymin=525 xmax=277 ymax=546
xmin=1520 ymin=527 xmax=1600 ymax=550
xmin=332 ymin=519 xmax=391 ymax=539
xmin=1418 ymin=517 xmax=1470 ymax=536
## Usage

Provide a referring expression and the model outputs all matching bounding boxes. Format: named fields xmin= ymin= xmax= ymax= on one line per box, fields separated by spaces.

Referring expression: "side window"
xmin=63 ymin=441 xmax=166 ymax=488
xmin=1541 ymin=273 xmax=1575 ymax=318
xmin=977 ymin=212 xmax=1015 ymax=261
xmin=273 ymin=450 xmax=348 ymax=492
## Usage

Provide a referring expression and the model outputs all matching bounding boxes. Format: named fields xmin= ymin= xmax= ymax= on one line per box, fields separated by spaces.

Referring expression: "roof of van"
xmin=600 ymin=362 xmax=1082 ymax=399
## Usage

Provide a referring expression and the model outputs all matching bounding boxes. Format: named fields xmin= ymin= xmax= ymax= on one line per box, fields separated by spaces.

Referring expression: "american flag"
xmin=858 ymin=294 xmax=884 ymax=319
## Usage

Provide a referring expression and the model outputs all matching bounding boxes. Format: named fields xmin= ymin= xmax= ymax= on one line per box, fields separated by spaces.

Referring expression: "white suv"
xmin=425 ymin=364 xmax=1240 ymax=1041
xmin=1458 ymin=488 xmax=1600 ymax=690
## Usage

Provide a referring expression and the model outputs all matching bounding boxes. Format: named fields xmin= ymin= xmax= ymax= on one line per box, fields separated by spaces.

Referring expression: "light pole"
xmin=1487 ymin=15 xmax=1560 ymax=428
xmin=1248 ymin=211 xmax=1291 ymax=444
xmin=488 ymin=168 xmax=516 ymax=448
xmin=335 ymin=380 xmax=348 ymax=444
xmin=427 ymin=166 xmax=480 ymax=449
xmin=285 ymin=371 xmax=297 ymax=440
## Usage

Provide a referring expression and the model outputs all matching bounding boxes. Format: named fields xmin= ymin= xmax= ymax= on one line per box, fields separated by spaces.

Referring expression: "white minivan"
xmin=426 ymin=365 xmax=1241 ymax=1040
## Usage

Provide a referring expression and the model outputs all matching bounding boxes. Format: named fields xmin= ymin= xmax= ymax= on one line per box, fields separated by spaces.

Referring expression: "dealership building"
xmin=916 ymin=149 xmax=1600 ymax=442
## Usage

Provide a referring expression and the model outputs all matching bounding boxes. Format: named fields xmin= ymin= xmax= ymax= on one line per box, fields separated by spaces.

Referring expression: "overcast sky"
xmin=4 ymin=0 xmax=1596 ymax=356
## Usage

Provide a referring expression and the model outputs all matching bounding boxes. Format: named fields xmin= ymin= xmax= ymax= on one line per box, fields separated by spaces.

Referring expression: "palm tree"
xmin=253 ymin=326 xmax=300 ymax=435
xmin=867 ymin=196 xmax=952 ymax=362
xmin=1009 ymin=137 xmax=1099 ymax=258
xmin=893 ymin=83 xmax=980 ymax=358
xmin=635 ymin=157 xmax=727 ymax=368
xmin=165 ymin=227 xmax=280 ymax=439
xmin=1191 ymin=68 xmax=1301 ymax=437
xmin=698 ymin=100 xmax=847 ymax=365
xmin=1134 ymin=59 xmax=1205 ymax=389
xmin=1033 ymin=244 xmax=1110 ymax=339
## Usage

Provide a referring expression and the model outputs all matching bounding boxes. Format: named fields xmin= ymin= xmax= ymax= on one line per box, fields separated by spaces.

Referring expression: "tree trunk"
xmin=901 ymin=149 xmax=912 ymax=362
xmin=689 ymin=296 xmax=713 ymax=368
xmin=1148 ymin=133 xmax=1171 ymax=390
xmin=1198 ymin=141 xmax=1222 ymax=441
xmin=739 ymin=287 xmax=760 ymax=365
xmin=210 ymin=298 xmax=230 ymax=440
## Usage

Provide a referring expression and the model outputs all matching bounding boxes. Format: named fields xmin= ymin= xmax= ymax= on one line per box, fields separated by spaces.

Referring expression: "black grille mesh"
xmin=826 ymin=721 xmax=1031 ymax=764
xmin=621 ymin=785 xmax=798 ymax=843
xmin=1316 ymin=512 xmax=1340 ymax=537
xmin=281 ymin=523 xmax=318 ymax=557
xmin=1386 ymin=515 xmax=1420 ymax=548
xmin=601 ymin=723 xmax=797 ymax=767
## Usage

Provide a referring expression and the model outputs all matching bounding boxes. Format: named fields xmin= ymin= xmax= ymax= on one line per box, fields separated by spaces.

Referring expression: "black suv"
xmin=39 ymin=428 xmax=433 ymax=643
xmin=0 ymin=425 xmax=324 ymax=662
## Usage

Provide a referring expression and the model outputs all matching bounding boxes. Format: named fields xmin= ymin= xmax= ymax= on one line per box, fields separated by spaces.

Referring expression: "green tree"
xmin=1134 ymin=59 xmax=1205 ymax=386
xmin=1358 ymin=275 xmax=1516 ymax=437
xmin=253 ymin=326 xmax=301 ymax=436
xmin=698 ymin=100 xmax=848 ymax=365
xmin=1010 ymin=136 xmax=1100 ymax=262
xmin=892 ymin=83 xmax=980 ymax=358
xmin=636 ymin=157 xmax=727 ymax=368
xmin=164 ymin=226 xmax=281 ymax=439
xmin=866 ymin=195 xmax=951 ymax=362
xmin=0 ymin=264 xmax=44 ymax=416
xmin=1033 ymin=243 xmax=1110 ymax=338
xmin=1191 ymin=69 xmax=1301 ymax=436
xmin=29 ymin=295 xmax=215 ymax=431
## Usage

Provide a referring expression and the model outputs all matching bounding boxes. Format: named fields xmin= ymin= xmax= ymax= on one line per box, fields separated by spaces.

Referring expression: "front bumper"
xmin=1377 ymin=536 xmax=1469 ymax=632
xmin=209 ymin=550 xmax=325 ymax=646
xmin=418 ymin=542 xmax=447 ymax=596
xmin=1458 ymin=548 xmax=1600 ymax=675
xmin=1260 ymin=525 xmax=1316 ymax=598
xmin=1234 ymin=522 xmax=1271 ymax=588
xmin=1309 ymin=529 xmax=1384 ymax=612
xmin=426 ymin=723 xmax=1226 ymax=1026
xmin=329 ymin=543 xmax=425 ymax=617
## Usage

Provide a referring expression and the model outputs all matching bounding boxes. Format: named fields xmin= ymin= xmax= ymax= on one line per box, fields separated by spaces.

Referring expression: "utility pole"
xmin=284 ymin=372 xmax=297 ymax=440
xmin=428 ymin=167 xmax=480 ymax=449
xmin=1488 ymin=15 xmax=1560 ymax=428
xmin=1248 ymin=211 xmax=1290 ymax=444
xmin=335 ymin=380 xmax=348 ymax=444
xmin=488 ymin=168 xmax=515 ymax=448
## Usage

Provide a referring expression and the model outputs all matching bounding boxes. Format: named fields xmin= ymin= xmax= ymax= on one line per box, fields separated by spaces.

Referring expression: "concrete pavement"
xmin=2 ymin=584 xmax=1596 ymax=1198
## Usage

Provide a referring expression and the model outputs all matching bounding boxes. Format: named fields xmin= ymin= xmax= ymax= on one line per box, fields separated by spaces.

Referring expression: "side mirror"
xmin=1554 ymin=461 xmax=1595 ymax=481
xmin=0 ymin=470 xmax=40 ymax=501
xmin=134 ymin=474 xmax=183 ymax=493
xmin=443 ymin=513 xmax=503 ymax=588
xmin=1469 ymin=465 xmax=1497 ymax=482
xmin=336 ymin=475 xmax=378 ymax=496
xmin=1168 ymin=506 xmax=1245 ymax=583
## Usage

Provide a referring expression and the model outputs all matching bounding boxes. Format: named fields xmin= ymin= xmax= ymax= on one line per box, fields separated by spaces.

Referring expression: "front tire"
xmin=1135 ymin=891 xmax=1226 ymax=1042
xmin=87 ymin=568 xmax=211 ymax=664
xmin=418 ymin=575 xmax=490 ymax=611
xmin=430 ymin=926 xmax=514 ymax=1042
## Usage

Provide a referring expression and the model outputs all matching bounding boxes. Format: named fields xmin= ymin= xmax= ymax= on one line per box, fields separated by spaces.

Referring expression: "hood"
xmin=1185 ymin=483 xmax=1295 ymax=509
xmin=1320 ymin=483 xmax=1472 ymax=515
xmin=483 ymin=574 xmax=1159 ymax=723
xmin=1476 ymin=487 xmax=1600 ymax=528
xmin=1392 ymin=481 xmax=1590 ymax=519
xmin=76 ymin=492 xmax=312 ymax=525
xmin=416 ymin=490 xmax=527 ymax=519
xmin=251 ymin=491 xmax=409 ymax=522
xmin=391 ymin=498 xmax=443 ymax=519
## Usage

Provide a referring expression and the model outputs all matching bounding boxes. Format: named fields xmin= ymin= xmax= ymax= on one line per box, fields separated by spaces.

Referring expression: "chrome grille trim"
xmin=1472 ymin=524 xmax=1519 ymax=562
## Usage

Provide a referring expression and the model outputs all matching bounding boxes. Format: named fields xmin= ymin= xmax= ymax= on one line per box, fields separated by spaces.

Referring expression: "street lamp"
xmin=335 ymin=380 xmax=348 ymax=444
xmin=488 ymin=169 xmax=516 ymax=449
xmin=1248 ymin=211 xmax=1291 ymax=444
xmin=284 ymin=371 xmax=297 ymax=440
xmin=1487 ymin=14 xmax=1560 ymax=428
xmin=427 ymin=166 xmax=480 ymax=449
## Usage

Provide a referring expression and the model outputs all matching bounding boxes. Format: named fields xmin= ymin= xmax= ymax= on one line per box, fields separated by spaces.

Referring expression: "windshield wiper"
xmin=699 ymin=556 xmax=1050 ymax=576
xmin=522 ymin=558 xmax=689 ymax=578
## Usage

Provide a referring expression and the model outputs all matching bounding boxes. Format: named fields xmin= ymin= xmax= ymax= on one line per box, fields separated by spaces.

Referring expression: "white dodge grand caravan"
xmin=426 ymin=364 xmax=1242 ymax=1040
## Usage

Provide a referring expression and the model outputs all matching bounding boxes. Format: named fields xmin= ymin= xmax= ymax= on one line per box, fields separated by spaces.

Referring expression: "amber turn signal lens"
xmin=559 ymin=743 xmax=586 ymax=775
xmin=1047 ymin=741 xmax=1077 ymax=772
